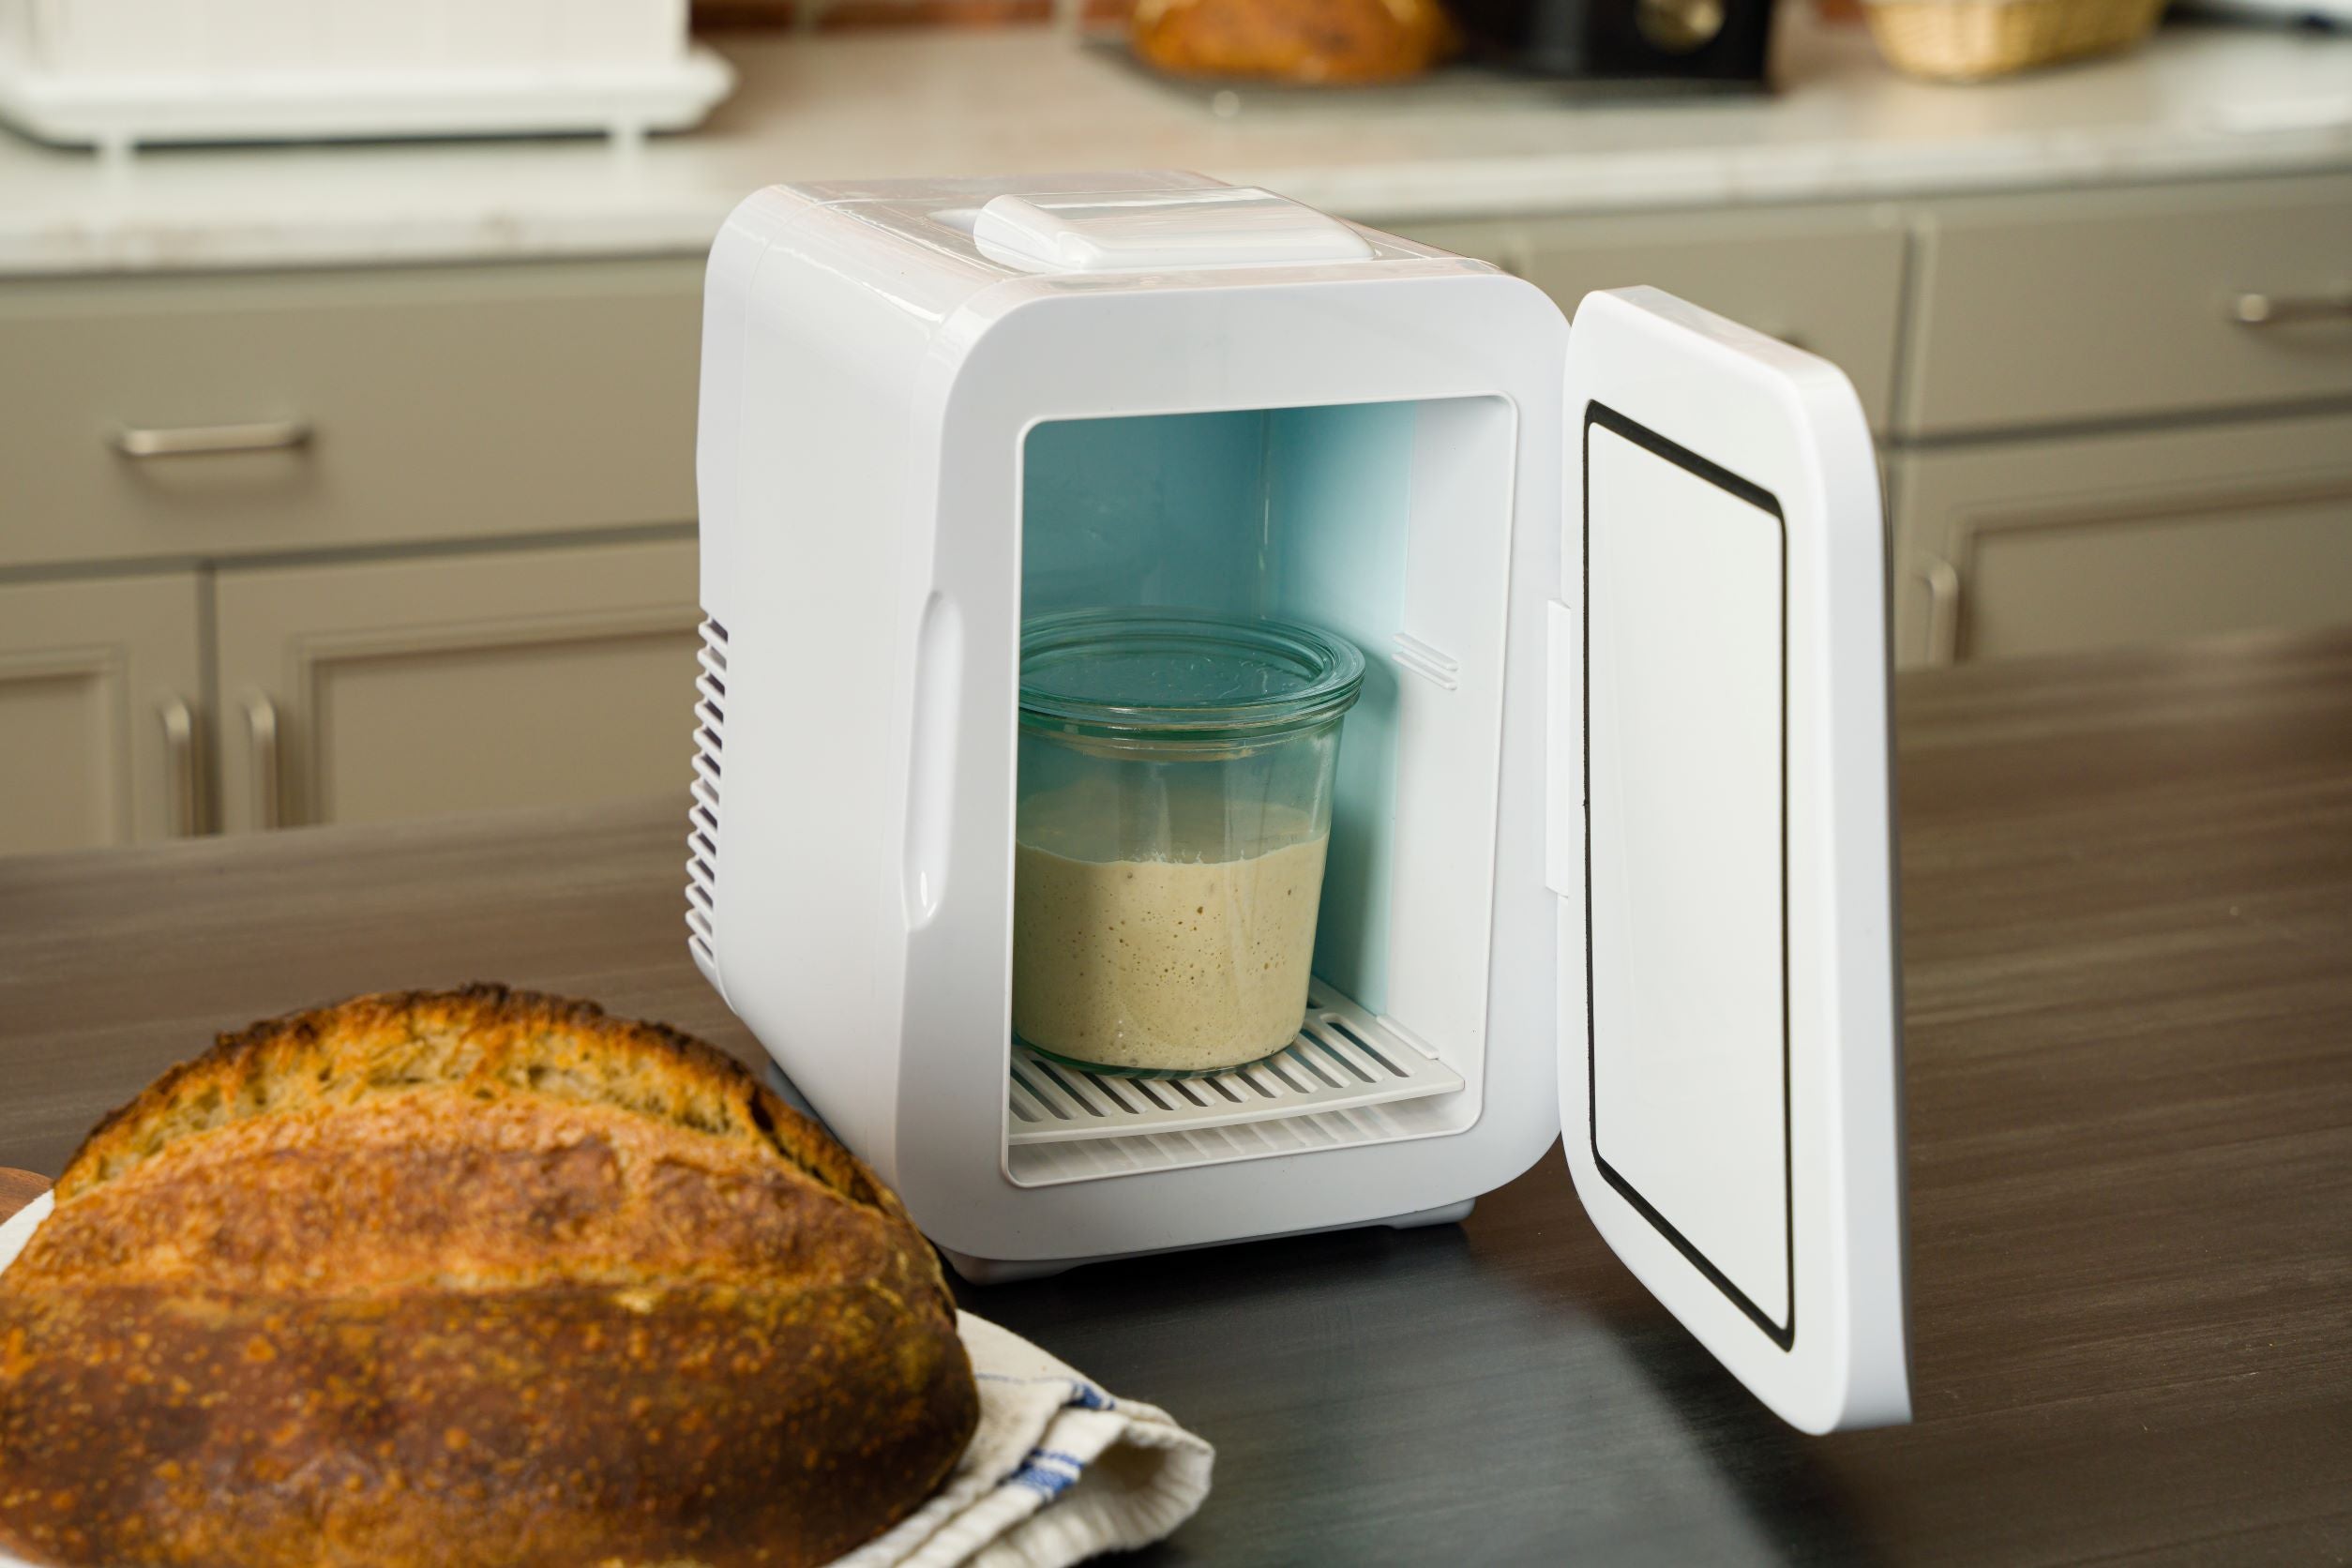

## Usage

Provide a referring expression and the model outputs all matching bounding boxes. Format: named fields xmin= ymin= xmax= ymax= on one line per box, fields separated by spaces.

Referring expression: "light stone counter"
xmin=0 ymin=12 xmax=2346 ymax=273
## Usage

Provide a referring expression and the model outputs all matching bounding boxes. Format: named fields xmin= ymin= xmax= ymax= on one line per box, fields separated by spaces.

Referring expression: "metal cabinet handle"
xmin=112 ymin=419 xmax=312 ymax=459
xmin=2230 ymin=291 xmax=2352 ymax=326
xmin=157 ymin=694 xmax=202 ymax=837
xmin=242 ymin=691 xmax=282 ymax=831
xmin=1921 ymin=557 xmax=1963 ymax=667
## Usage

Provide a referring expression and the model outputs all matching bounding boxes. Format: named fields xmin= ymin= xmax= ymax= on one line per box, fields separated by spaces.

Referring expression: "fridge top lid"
xmin=747 ymin=171 xmax=1475 ymax=292
xmin=776 ymin=169 xmax=1229 ymax=207
xmin=972 ymin=188 xmax=1375 ymax=273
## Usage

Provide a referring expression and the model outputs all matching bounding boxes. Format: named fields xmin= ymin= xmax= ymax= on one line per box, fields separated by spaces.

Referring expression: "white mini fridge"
xmin=689 ymin=172 xmax=1909 ymax=1435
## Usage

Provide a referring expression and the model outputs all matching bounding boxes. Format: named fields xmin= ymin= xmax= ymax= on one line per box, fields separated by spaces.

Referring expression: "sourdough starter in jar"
xmin=1012 ymin=823 xmax=1327 ymax=1075
xmin=1012 ymin=609 xmax=1364 ymax=1078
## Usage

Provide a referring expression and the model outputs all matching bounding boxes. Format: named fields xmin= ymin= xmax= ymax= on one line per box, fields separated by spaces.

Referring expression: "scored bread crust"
xmin=0 ymin=985 xmax=978 ymax=1568
xmin=51 ymin=984 xmax=884 ymax=1212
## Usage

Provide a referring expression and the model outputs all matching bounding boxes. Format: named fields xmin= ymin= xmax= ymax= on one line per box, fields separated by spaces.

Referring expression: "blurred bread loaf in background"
xmin=1133 ymin=0 xmax=1456 ymax=83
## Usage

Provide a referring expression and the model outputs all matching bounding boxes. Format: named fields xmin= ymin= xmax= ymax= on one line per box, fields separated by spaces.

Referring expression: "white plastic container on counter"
xmin=0 ymin=0 xmax=732 ymax=157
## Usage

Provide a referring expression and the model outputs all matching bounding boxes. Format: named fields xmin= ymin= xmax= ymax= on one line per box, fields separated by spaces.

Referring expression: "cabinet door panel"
xmin=1890 ymin=411 xmax=2352 ymax=666
xmin=214 ymin=538 xmax=700 ymax=831
xmin=0 ymin=575 xmax=204 ymax=852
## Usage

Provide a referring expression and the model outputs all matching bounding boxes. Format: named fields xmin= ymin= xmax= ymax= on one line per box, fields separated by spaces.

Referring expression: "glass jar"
xmin=1013 ymin=608 xmax=1365 ymax=1078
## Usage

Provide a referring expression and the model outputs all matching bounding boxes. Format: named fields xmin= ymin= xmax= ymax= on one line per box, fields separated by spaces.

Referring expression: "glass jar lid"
xmin=1019 ymin=608 xmax=1365 ymax=741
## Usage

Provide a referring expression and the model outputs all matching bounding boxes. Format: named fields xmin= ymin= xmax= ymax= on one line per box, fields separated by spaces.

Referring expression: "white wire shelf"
xmin=1006 ymin=984 xmax=1463 ymax=1147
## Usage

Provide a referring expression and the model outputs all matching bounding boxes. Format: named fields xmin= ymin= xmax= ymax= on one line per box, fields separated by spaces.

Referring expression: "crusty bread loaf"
xmin=0 ymin=986 xmax=976 ymax=1568
xmin=1132 ymin=0 xmax=1454 ymax=83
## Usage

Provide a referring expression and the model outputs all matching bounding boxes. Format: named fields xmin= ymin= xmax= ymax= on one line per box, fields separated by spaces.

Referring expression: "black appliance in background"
xmin=1445 ymin=0 xmax=1778 ymax=83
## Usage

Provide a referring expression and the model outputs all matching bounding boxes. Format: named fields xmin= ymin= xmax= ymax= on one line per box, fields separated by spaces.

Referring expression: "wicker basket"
xmin=1865 ymin=0 xmax=2165 ymax=81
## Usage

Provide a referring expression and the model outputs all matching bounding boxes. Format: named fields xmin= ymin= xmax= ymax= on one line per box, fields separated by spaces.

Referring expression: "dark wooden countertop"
xmin=4 ymin=629 xmax=2349 ymax=1565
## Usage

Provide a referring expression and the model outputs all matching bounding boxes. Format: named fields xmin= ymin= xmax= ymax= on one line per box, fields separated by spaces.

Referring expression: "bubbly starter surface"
xmin=1012 ymin=833 xmax=1330 ymax=1075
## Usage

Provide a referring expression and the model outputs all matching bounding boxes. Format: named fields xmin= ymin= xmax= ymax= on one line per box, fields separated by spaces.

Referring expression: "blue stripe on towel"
xmin=1011 ymin=1464 xmax=1078 ymax=1499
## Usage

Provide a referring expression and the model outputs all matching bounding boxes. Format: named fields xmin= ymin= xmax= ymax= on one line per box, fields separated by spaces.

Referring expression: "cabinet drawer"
xmin=214 ymin=536 xmax=701 ymax=832
xmin=1905 ymin=175 xmax=2352 ymax=436
xmin=1500 ymin=206 xmax=1907 ymax=430
xmin=1889 ymin=409 xmax=2352 ymax=666
xmin=0 ymin=259 xmax=701 ymax=572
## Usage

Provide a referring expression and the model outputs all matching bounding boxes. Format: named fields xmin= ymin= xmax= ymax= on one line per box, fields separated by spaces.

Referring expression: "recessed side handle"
xmin=113 ymin=419 xmax=312 ymax=459
xmin=157 ymin=694 xmax=202 ymax=837
xmin=242 ymin=691 xmax=283 ymax=831
xmin=901 ymin=593 xmax=963 ymax=929
xmin=2230 ymin=291 xmax=2352 ymax=327
xmin=1920 ymin=557 xmax=1963 ymax=667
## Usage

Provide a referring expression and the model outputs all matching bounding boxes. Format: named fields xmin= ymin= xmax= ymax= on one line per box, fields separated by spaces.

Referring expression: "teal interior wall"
xmin=1264 ymin=403 xmax=1411 ymax=1013
xmin=1018 ymin=412 xmax=1267 ymax=618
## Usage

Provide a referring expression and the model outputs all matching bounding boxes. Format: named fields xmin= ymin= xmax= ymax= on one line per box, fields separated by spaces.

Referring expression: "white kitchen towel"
xmin=0 ymin=1196 xmax=1212 ymax=1568
xmin=831 ymin=1312 xmax=1215 ymax=1568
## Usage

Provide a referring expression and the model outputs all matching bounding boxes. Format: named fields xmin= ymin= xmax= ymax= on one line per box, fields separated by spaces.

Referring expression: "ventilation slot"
xmin=686 ymin=618 xmax=728 ymax=982
xmin=1006 ymin=984 xmax=1462 ymax=1151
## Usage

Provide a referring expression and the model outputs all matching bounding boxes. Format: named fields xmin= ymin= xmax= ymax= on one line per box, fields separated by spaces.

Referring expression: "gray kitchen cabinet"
xmin=0 ymin=574 xmax=204 ymax=852
xmin=1404 ymin=181 xmax=2352 ymax=670
xmin=1890 ymin=409 xmax=2352 ymax=666
xmin=210 ymin=538 xmax=701 ymax=833
xmin=4 ymin=167 xmax=2348 ymax=850
xmin=0 ymin=250 xmax=707 ymax=844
